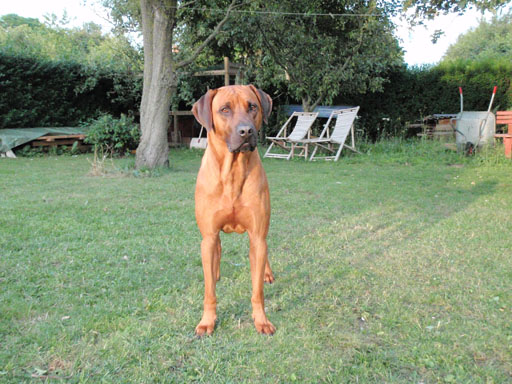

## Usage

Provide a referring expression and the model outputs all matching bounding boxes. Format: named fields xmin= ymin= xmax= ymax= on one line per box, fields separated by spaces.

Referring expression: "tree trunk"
xmin=302 ymin=94 xmax=323 ymax=113
xmin=136 ymin=0 xmax=177 ymax=169
xmin=302 ymin=97 xmax=313 ymax=113
xmin=135 ymin=0 xmax=237 ymax=169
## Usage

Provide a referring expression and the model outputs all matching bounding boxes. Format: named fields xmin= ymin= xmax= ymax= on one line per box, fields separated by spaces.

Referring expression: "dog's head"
xmin=192 ymin=85 xmax=272 ymax=153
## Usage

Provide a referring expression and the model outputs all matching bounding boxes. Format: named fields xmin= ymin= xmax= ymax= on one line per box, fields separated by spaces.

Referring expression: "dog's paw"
xmin=254 ymin=319 xmax=276 ymax=335
xmin=195 ymin=318 xmax=216 ymax=337
xmin=264 ymin=269 xmax=275 ymax=284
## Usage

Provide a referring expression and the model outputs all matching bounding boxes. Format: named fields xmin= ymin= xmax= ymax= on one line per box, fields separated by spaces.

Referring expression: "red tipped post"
xmin=487 ymin=86 xmax=497 ymax=112
xmin=459 ymin=87 xmax=463 ymax=113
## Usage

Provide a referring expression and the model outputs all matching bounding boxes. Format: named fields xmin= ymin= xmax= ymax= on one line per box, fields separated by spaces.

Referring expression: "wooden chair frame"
xmin=494 ymin=111 xmax=512 ymax=159
xmin=300 ymin=107 xmax=360 ymax=161
xmin=264 ymin=112 xmax=318 ymax=160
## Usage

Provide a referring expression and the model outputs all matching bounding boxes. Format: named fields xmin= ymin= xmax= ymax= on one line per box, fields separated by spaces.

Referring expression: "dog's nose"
xmin=237 ymin=125 xmax=254 ymax=138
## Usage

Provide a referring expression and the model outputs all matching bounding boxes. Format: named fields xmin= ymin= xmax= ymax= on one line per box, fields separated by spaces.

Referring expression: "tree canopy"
xmin=0 ymin=13 xmax=42 ymax=29
xmin=443 ymin=12 xmax=512 ymax=62
xmin=400 ymin=0 xmax=511 ymax=19
xmin=178 ymin=1 xmax=403 ymax=111
xmin=0 ymin=13 xmax=142 ymax=72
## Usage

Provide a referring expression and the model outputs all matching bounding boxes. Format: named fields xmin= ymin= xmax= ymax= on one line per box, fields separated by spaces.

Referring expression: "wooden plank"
xmin=431 ymin=132 xmax=455 ymax=136
xmin=173 ymin=113 xmax=179 ymax=144
xmin=5 ymin=126 xmax=80 ymax=130
xmin=496 ymin=111 xmax=512 ymax=116
xmin=434 ymin=124 xmax=453 ymax=132
xmin=169 ymin=111 xmax=194 ymax=116
xmin=496 ymin=119 xmax=512 ymax=124
xmin=193 ymin=70 xmax=226 ymax=77
xmin=192 ymin=69 xmax=240 ymax=77
xmin=37 ymin=134 xmax=86 ymax=141
xmin=32 ymin=140 xmax=85 ymax=147
xmin=224 ymin=56 xmax=230 ymax=86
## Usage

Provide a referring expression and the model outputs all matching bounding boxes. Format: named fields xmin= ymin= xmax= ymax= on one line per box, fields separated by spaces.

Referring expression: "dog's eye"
xmin=220 ymin=107 xmax=230 ymax=114
xmin=248 ymin=104 xmax=258 ymax=112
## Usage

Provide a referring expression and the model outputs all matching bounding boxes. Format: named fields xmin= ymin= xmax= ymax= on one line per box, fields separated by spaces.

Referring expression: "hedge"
xmin=0 ymin=53 xmax=141 ymax=128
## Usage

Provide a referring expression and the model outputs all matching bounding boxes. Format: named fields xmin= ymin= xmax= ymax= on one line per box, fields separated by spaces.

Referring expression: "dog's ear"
xmin=248 ymin=84 xmax=273 ymax=124
xmin=192 ymin=89 xmax=218 ymax=132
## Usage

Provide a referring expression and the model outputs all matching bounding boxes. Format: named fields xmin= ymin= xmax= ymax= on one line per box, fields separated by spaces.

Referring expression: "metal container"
xmin=453 ymin=111 xmax=495 ymax=151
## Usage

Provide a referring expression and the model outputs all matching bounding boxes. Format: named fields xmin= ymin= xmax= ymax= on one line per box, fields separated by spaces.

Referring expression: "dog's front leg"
xmin=195 ymin=235 xmax=219 ymax=336
xmin=249 ymin=236 xmax=275 ymax=335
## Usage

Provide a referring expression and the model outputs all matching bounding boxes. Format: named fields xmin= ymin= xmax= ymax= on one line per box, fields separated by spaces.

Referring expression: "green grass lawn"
xmin=1 ymin=141 xmax=511 ymax=383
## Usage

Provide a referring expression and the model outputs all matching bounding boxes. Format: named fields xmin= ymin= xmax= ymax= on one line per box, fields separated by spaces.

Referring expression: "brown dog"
xmin=192 ymin=85 xmax=275 ymax=336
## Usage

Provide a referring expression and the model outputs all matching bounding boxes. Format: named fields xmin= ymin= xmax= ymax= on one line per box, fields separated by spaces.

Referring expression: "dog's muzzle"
xmin=228 ymin=124 xmax=258 ymax=153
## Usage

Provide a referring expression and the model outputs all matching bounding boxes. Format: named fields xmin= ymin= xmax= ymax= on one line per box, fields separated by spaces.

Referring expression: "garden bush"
xmin=83 ymin=114 xmax=140 ymax=154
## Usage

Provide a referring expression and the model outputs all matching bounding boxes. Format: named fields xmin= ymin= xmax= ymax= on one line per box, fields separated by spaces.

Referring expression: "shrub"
xmin=83 ymin=114 xmax=140 ymax=155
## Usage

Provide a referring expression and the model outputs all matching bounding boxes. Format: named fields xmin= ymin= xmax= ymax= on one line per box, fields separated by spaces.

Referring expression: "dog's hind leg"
xmin=249 ymin=235 xmax=275 ymax=335
xmin=264 ymin=259 xmax=274 ymax=284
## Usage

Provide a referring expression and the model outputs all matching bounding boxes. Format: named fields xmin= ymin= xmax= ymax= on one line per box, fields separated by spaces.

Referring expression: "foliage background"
xmin=443 ymin=13 xmax=512 ymax=62
xmin=1 ymin=11 xmax=511 ymax=138
xmin=0 ymin=14 xmax=142 ymax=129
xmin=0 ymin=13 xmax=142 ymax=71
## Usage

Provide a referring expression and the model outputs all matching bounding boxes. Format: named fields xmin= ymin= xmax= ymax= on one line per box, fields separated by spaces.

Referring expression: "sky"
xmin=0 ymin=1 xmax=505 ymax=66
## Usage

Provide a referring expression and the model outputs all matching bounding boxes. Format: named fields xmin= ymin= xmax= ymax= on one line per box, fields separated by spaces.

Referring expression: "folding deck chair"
xmin=264 ymin=112 xmax=318 ymax=160
xmin=303 ymin=107 xmax=360 ymax=161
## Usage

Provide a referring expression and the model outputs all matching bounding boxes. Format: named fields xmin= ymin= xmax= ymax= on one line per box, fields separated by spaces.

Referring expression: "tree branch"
xmin=255 ymin=19 xmax=297 ymax=83
xmin=178 ymin=0 xmax=198 ymax=9
xmin=310 ymin=92 xmax=325 ymax=112
xmin=335 ymin=3 xmax=373 ymax=77
xmin=176 ymin=0 xmax=242 ymax=68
